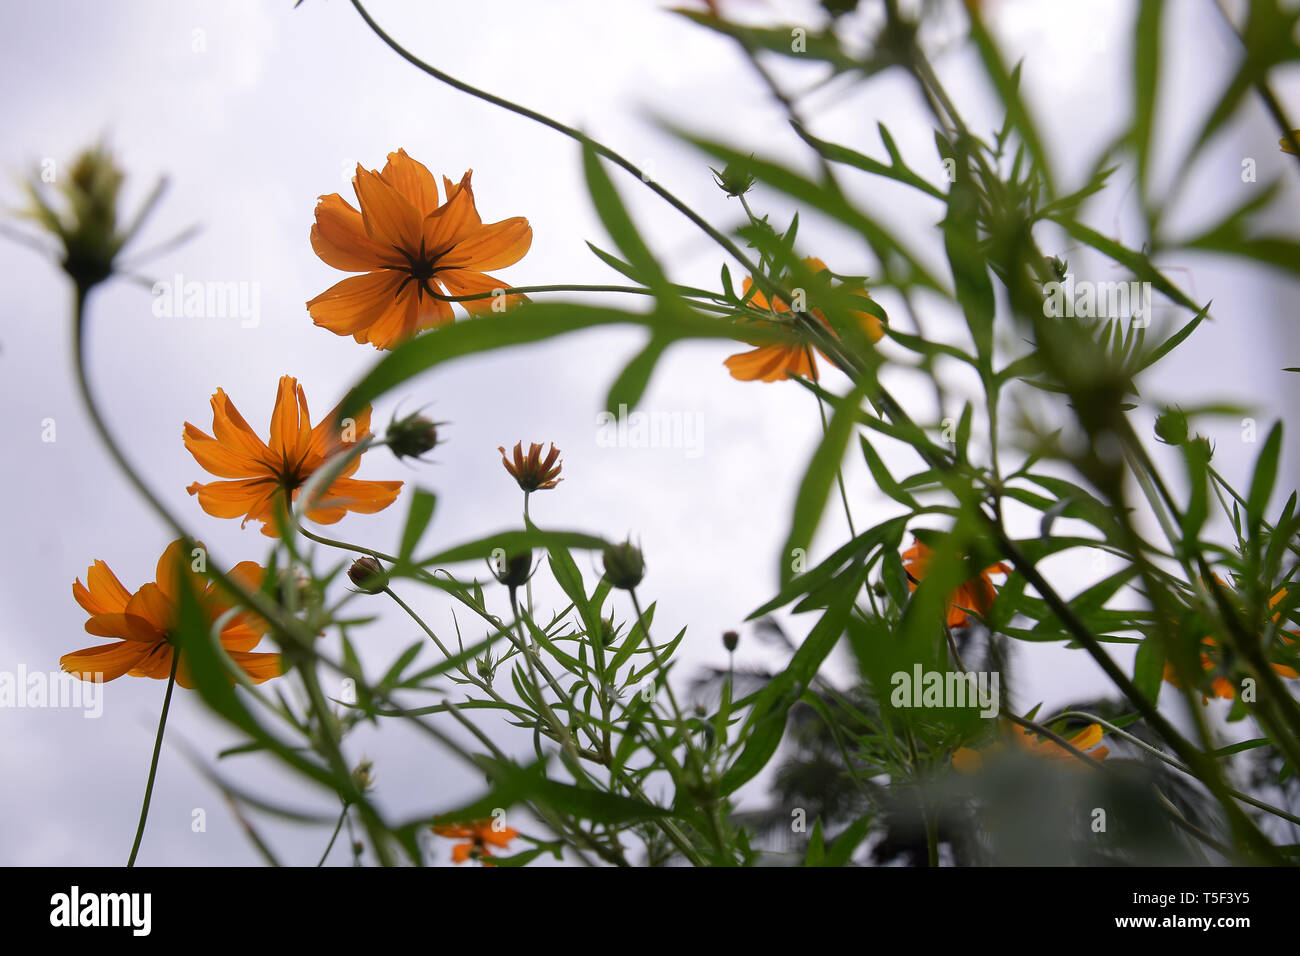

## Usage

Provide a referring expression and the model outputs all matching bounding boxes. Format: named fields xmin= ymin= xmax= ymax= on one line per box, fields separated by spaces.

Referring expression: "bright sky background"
xmin=2 ymin=0 xmax=1298 ymax=865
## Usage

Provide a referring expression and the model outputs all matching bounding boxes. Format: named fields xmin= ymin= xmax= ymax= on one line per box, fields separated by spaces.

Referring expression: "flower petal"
xmin=73 ymin=560 xmax=132 ymax=616
xmin=308 ymin=270 xmax=409 ymax=337
xmin=380 ymin=149 xmax=441 ymax=216
xmin=61 ymin=641 xmax=153 ymax=683
xmin=311 ymin=193 xmax=397 ymax=271
xmin=437 ymin=269 xmax=527 ymax=316
xmin=353 ymin=164 xmax=423 ymax=253
xmin=437 ymin=217 xmax=532 ymax=272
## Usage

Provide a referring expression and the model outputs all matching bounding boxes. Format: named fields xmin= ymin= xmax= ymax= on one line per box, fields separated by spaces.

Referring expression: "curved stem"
xmin=317 ymin=803 xmax=349 ymax=867
xmin=126 ymin=652 xmax=178 ymax=867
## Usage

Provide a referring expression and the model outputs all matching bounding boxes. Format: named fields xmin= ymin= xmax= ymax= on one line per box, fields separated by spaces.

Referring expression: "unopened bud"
xmin=347 ymin=556 xmax=388 ymax=594
xmin=723 ymin=630 xmax=739 ymax=652
xmin=602 ymin=540 xmax=645 ymax=591
xmin=491 ymin=550 xmax=533 ymax=589
xmin=387 ymin=412 xmax=440 ymax=460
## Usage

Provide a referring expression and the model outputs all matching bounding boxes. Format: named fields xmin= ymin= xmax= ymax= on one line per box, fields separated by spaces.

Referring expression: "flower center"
xmin=394 ymin=239 xmax=439 ymax=299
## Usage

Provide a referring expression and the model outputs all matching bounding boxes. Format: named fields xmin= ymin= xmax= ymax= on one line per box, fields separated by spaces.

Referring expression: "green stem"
xmin=126 ymin=651 xmax=178 ymax=867
xmin=317 ymin=803 xmax=349 ymax=867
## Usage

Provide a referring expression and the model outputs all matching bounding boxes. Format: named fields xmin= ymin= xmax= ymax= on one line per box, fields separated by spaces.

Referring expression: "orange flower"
xmin=62 ymin=540 xmax=281 ymax=688
xmin=431 ymin=819 xmax=519 ymax=865
xmin=724 ymin=257 xmax=885 ymax=383
xmin=499 ymin=441 xmax=563 ymax=492
xmin=900 ymin=537 xmax=1009 ymax=628
xmin=307 ymin=149 xmax=532 ymax=350
xmin=184 ymin=375 xmax=403 ymax=537
xmin=1161 ymin=586 xmax=1300 ymax=701
xmin=953 ymin=721 xmax=1109 ymax=773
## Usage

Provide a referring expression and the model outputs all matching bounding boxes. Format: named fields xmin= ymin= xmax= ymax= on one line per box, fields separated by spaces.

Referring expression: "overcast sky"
xmin=2 ymin=0 xmax=1298 ymax=865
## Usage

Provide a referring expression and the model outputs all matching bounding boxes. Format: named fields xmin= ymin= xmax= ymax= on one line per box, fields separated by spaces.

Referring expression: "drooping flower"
xmin=431 ymin=820 xmax=519 ymax=865
xmin=62 ymin=540 xmax=281 ymax=688
xmin=952 ymin=721 xmax=1109 ymax=774
xmin=724 ymin=257 xmax=885 ymax=382
xmin=900 ymin=537 xmax=1010 ymax=628
xmin=184 ymin=375 xmax=403 ymax=536
xmin=307 ymin=149 xmax=532 ymax=350
xmin=499 ymin=441 xmax=563 ymax=492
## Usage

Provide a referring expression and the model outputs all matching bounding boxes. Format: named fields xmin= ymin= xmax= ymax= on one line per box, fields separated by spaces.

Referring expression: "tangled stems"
xmin=303 ymin=525 xmax=711 ymax=865
xmin=347 ymin=0 xmax=1300 ymax=861
xmin=125 ymin=652 xmax=178 ymax=867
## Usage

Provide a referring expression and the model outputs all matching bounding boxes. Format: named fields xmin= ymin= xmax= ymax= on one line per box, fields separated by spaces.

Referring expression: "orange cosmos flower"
xmin=431 ymin=820 xmax=520 ymax=865
xmin=724 ymin=257 xmax=885 ymax=383
xmin=499 ymin=441 xmax=563 ymax=492
xmin=307 ymin=149 xmax=532 ymax=350
xmin=184 ymin=375 xmax=403 ymax=537
xmin=952 ymin=721 xmax=1109 ymax=774
xmin=900 ymin=537 xmax=1010 ymax=628
xmin=1164 ymin=582 xmax=1294 ymax=702
xmin=1161 ymin=586 xmax=1300 ymax=701
xmin=62 ymin=540 xmax=281 ymax=688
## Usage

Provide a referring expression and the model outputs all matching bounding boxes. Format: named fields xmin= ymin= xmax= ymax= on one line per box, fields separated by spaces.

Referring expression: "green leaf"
xmin=341 ymin=302 xmax=767 ymax=422
xmin=1248 ymin=423 xmax=1283 ymax=530
xmin=419 ymin=528 xmax=607 ymax=567
xmin=605 ymin=333 xmax=670 ymax=414
xmin=721 ymin=590 xmax=853 ymax=795
xmin=942 ymin=159 xmax=995 ymax=368
xmin=1133 ymin=634 xmax=1165 ymax=704
xmin=398 ymin=489 xmax=436 ymax=564
xmin=780 ymin=384 xmax=867 ymax=586
xmin=1132 ymin=0 xmax=1164 ymax=199
xmin=805 ymin=818 xmax=826 ymax=866
xmin=582 ymin=144 xmax=671 ymax=298
xmin=670 ymin=132 xmax=943 ymax=291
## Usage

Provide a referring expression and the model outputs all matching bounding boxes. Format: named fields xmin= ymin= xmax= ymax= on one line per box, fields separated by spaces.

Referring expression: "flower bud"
xmin=723 ymin=630 xmax=739 ymax=652
xmin=491 ymin=550 xmax=533 ymax=589
xmin=351 ymin=759 xmax=376 ymax=795
xmin=710 ymin=159 xmax=756 ymax=198
xmin=1154 ymin=407 xmax=1189 ymax=446
xmin=21 ymin=142 xmax=131 ymax=292
xmin=347 ymin=556 xmax=388 ymax=594
xmin=599 ymin=616 xmax=618 ymax=647
xmin=602 ymin=540 xmax=645 ymax=590
xmin=387 ymin=412 xmax=440 ymax=460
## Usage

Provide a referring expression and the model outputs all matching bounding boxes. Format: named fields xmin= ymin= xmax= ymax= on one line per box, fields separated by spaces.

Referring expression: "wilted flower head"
xmin=499 ymin=442 xmax=563 ymax=492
